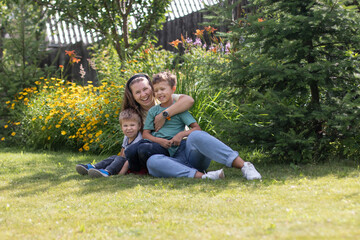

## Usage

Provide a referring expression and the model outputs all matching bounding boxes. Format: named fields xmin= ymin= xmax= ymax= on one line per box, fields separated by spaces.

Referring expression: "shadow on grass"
xmin=1 ymin=148 xmax=359 ymax=197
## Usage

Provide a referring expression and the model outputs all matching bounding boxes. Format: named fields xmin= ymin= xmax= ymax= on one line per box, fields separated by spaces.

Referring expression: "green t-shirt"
xmin=144 ymin=103 xmax=196 ymax=156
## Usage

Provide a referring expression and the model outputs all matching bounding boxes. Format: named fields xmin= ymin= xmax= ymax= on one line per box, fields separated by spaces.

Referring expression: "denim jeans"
xmin=146 ymin=130 xmax=239 ymax=178
xmin=125 ymin=139 xmax=169 ymax=171
xmin=94 ymin=155 xmax=127 ymax=175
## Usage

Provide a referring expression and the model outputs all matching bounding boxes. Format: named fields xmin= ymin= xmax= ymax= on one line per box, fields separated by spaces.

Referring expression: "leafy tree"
xmin=0 ymin=0 xmax=53 ymax=125
xmin=208 ymin=0 xmax=360 ymax=162
xmin=36 ymin=0 xmax=171 ymax=62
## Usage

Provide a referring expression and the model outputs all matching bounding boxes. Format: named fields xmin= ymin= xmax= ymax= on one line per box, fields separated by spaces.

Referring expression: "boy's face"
xmin=153 ymin=81 xmax=175 ymax=106
xmin=121 ymin=119 xmax=141 ymax=140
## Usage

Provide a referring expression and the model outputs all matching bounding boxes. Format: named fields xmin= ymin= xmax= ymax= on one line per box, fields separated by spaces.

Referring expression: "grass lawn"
xmin=0 ymin=147 xmax=359 ymax=239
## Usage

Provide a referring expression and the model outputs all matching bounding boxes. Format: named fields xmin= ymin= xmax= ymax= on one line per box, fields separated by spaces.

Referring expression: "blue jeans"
xmin=146 ymin=130 xmax=239 ymax=178
xmin=94 ymin=155 xmax=126 ymax=175
xmin=125 ymin=139 xmax=169 ymax=171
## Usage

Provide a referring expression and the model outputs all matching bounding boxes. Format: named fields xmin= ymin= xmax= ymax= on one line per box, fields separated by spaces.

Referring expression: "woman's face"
xmin=130 ymin=79 xmax=154 ymax=110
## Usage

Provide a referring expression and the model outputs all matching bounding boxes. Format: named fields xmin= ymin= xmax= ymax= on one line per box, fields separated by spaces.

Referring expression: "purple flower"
xmin=186 ymin=37 xmax=193 ymax=44
xmin=225 ymin=42 xmax=231 ymax=54
xmin=194 ymin=38 xmax=202 ymax=46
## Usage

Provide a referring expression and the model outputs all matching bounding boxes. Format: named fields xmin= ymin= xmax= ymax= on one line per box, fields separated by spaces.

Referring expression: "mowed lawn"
xmin=0 ymin=148 xmax=359 ymax=240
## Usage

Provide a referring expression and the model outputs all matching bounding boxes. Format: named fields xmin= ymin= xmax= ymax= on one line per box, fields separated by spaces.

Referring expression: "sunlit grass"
xmin=0 ymin=148 xmax=359 ymax=239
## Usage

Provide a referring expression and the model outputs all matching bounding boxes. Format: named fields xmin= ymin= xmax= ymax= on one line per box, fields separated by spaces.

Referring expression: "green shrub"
xmin=207 ymin=0 xmax=360 ymax=163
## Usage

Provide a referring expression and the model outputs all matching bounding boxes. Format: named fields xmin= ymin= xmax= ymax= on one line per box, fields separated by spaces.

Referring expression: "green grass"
xmin=0 ymin=148 xmax=359 ymax=240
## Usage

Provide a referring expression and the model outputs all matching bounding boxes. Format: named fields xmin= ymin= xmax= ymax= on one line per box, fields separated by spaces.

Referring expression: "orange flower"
xmin=65 ymin=50 xmax=75 ymax=57
xmin=258 ymin=18 xmax=264 ymax=22
xmin=169 ymin=39 xmax=181 ymax=48
xmin=181 ymin=34 xmax=186 ymax=43
xmin=71 ymin=58 xmax=81 ymax=64
xmin=59 ymin=65 xmax=64 ymax=68
xmin=205 ymin=26 xmax=217 ymax=33
xmin=194 ymin=29 xmax=205 ymax=38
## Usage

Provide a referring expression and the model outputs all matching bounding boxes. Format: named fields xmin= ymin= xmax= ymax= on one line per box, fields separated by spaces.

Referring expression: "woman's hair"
xmin=122 ymin=73 xmax=153 ymax=122
xmin=119 ymin=108 xmax=143 ymax=131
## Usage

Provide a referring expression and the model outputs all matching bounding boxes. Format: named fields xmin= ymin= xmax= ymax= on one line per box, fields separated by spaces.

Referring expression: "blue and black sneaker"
xmin=88 ymin=168 xmax=110 ymax=178
xmin=76 ymin=164 xmax=94 ymax=175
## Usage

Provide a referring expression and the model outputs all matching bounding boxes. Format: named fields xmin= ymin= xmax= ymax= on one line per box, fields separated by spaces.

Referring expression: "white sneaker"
xmin=202 ymin=169 xmax=225 ymax=180
xmin=241 ymin=162 xmax=261 ymax=180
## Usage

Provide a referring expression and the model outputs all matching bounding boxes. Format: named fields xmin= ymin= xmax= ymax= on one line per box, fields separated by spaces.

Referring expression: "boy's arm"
xmin=154 ymin=94 xmax=194 ymax=131
xmin=118 ymin=160 xmax=129 ymax=175
xmin=142 ymin=129 xmax=172 ymax=149
xmin=171 ymin=122 xmax=201 ymax=146
xmin=119 ymin=148 xmax=125 ymax=157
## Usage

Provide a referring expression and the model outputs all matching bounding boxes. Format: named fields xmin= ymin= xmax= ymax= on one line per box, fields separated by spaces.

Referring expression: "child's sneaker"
xmin=241 ymin=162 xmax=261 ymax=180
xmin=88 ymin=168 xmax=110 ymax=178
xmin=76 ymin=164 xmax=94 ymax=175
xmin=202 ymin=169 xmax=225 ymax=180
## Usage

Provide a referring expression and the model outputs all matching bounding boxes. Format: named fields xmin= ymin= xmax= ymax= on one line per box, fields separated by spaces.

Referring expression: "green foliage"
xmin=37 ymin=0 xmax=171 ymax=61
xmin=208 ymin=0 xmax=360 ymax=163
xmin=168 ymin=30 xmax=240 ymax=136
xmin=0 ymin=0 xmax=55 ymax=129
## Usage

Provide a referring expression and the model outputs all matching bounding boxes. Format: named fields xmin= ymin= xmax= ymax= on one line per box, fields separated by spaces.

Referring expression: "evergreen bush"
xmin=208 ymin=0 xmax=360 ymax=163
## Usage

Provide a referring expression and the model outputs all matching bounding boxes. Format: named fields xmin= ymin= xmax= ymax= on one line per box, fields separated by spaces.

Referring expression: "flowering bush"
xmin=2 ymin=77 xmax=125 ymax=154
xmin=168 ymin=27 xmax=239 ymax=138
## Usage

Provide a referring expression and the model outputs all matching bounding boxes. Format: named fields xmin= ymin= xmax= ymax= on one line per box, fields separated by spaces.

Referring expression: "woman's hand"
xmin=154 ymin=113 xmax=166 ymax=132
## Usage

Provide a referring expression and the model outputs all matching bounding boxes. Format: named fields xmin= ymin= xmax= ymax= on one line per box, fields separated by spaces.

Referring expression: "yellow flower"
xmin=32 ymin=117 xmax=37 ymax=121
xmin=4 ymin=125 xmax=8 ymax=129
xmin=11 ymin=132 xmax=16 ymax=136
xmin=61 ymin=131 xmax=66 ymax=135
xmin=56 ymin=124 xmax=61 ymax=128
xmin=48 ymin=136 xmax=51 ymax=140
xmin=105 ymin=114 xmax=110 ymax=118
xmin=79 ymin=148 xmax=83 ymax=152
xmin=1 ymin=137 xmax=5 ymax=141
xmin=14 ymin=122 xmax=20 ymax=126
xmin=83 ymin=145 xmax=90 ymax=151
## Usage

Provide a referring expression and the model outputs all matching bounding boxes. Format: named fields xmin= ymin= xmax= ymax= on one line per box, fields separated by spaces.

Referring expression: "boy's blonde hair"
xmin=152 ymin=71 xmax=177 ymax=88
xmin=119 ymin=108 xmax=143 ymax=130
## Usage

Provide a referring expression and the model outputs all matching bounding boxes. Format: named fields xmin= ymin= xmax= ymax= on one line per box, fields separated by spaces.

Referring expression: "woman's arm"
xmin=170 ymin=122 xmax=201 ymax=146
xmin=154 ymin=94 xmax=194 ymax=131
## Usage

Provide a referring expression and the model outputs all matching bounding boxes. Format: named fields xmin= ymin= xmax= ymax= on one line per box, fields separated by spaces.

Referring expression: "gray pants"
xmin=94 ymin=155 xmax=127 ymax=175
